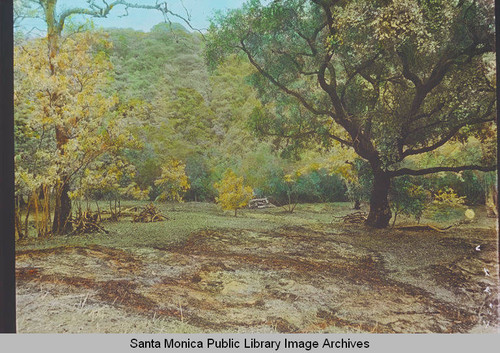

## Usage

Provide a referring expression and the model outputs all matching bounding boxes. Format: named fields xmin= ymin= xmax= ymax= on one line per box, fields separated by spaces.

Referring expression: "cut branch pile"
xmin=132 ymin=203 xmax=167 ymax=223
xmin=333 ymin=211 xmax=367 ymax=224
xmin=70 ymin=211 xmax=109 ymax=235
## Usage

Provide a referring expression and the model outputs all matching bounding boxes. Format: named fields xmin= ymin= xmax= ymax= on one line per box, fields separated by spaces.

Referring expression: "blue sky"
xmin=18 ymin=0 xmax=248 ymax=34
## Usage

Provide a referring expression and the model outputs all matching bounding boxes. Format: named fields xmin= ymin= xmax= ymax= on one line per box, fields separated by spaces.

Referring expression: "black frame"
xmin=0 ymin=0 xmax=16 ymax=334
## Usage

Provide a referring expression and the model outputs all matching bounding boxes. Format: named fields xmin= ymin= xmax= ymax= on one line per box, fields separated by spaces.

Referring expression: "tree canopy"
xmin=207 ymin=0 xmax=496 ymax=227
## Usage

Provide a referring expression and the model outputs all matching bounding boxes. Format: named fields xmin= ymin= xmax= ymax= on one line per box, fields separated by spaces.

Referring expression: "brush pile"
xmin=70 ymin=210 xmax=108 ymax=234
xmin=132 ymin=203 xmax=167 ymax=223
xmin=333 ymin=211 xmax=367 ymax=224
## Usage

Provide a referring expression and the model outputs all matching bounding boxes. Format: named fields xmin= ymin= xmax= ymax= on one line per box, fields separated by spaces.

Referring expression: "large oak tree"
xmin=207 ymin=0 xmax=496 ymax=227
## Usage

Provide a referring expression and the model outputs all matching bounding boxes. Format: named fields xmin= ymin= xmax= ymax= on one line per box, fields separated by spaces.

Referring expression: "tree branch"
xmin=327 ymin=132 xmax=353 ymax=146
xmin=55 ymin=0 xmax=199 ymax=35
xmin=397 ymin=50 xmax=422 ymax=89
xmin=405 ymin=41 xmax=493 ymax=122
xmin=340 ymin=54 xmax=379 ymax=105
xmin=390 ymin=164 xmax=497 ymax=177
xmin=401 ymin=125 xmax=463 ymax=158
xmin=402 ymin=102 xmax=496 ymax=158
xmin=239 ymin=40 xmax=329 ymax=117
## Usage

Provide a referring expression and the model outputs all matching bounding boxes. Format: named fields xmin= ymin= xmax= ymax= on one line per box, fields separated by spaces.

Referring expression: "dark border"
xmin=0 ymin=0 xmax=16 ymax=333
xmin=496 ymin=0 xmax=500 ymax=278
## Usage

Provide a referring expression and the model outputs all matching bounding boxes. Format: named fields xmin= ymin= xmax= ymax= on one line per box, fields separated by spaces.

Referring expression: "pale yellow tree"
xmin=154 ymin=159 xmax=190 ymax=202
xmin=15 ymin=30 xmax=140 ymax=236
xmin=214 ymin=169 xmax=253 ymax=217
xmin=15 ymin=0 xmax=191 ymax=234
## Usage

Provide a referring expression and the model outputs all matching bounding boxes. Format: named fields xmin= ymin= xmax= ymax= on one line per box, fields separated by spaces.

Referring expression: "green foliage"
xmin=184 ymin=155 xmax=217 ymax=202
xmin=390 ymin=177 xmax=430 ymax=223
xmin=106 ymin=28 xmax=263 ymax=204
xmin=108 ymin=24 xmax=207 ymax=101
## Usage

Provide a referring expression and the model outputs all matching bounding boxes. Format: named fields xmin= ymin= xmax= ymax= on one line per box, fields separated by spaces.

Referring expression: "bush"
xmin=184 ymin=155 xmax=217 ymax=202
xmin=427 ymin=188 xmax=466 ymax=223
xmin=420 ymin=171 xmax=485 ymax=205
xmin=390 ymin=177 xmax=429 ymax=225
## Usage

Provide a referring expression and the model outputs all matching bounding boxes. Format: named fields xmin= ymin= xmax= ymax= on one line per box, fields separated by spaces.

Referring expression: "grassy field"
xmin=15 ymin=201 xmax=499 ymax=333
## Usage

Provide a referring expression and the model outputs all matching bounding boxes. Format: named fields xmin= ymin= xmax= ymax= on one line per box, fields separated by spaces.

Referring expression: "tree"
xmin=214 ymin=169 xmax=253 ymax=216
xmin=207 ymin=0 xmax=496 ymax=228
xmin=154 ymin=159 xmax=190 ymax=202
xmin=14 ymin=30 xmax=141 ymax=235
xmin=15 ymin=0 xmax=192 ymax=234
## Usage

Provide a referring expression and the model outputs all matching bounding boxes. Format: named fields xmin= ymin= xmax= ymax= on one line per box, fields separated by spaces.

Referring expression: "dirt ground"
xmin=16 ymin=206 xmax=499 ymax=333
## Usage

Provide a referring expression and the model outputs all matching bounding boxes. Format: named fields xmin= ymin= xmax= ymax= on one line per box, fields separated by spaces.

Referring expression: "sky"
xmin=17 ymin=0 xmax=249 ymax=34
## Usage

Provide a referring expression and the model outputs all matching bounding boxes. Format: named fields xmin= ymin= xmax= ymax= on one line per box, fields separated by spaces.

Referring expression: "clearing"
xmin=15 ymin=202 xmax=499 ymax=333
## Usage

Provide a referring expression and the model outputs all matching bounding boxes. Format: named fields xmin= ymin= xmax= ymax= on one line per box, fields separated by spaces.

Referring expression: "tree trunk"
xmin=14 ymin=201 xmax=24 ymax=240
xmin=366 ymin=172 xmax=392 ymax=228
xmin=52 ymin=181 xmax=72 ymax=234
xmin=47 ymin=1 xmax=73 ymax=235
xmin=353 ymin=200 xmax=361 ymax=210
xmin=392 ymin=210 xmax=398 ymax=227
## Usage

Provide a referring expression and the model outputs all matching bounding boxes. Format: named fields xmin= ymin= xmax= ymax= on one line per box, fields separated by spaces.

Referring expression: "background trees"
xmin=206 ymin=0 xmax=496 ymax=227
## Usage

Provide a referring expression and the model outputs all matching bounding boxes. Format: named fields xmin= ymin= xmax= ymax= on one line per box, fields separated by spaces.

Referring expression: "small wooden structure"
xmin=248 ymin=198 xmax=276 ymax=209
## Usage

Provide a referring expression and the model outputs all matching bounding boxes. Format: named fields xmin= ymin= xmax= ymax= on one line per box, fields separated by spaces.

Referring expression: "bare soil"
xmin=16 ymin=218 xmax=499 ymax=333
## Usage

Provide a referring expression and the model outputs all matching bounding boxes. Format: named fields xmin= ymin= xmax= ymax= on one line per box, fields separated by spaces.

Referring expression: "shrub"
xmin=390 ymin=177 xmax=429 ymax=225
xmin=427 ymin=188 xmax=466 ymax=222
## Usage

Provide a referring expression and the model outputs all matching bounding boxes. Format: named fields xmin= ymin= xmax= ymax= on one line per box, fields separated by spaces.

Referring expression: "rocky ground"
xmin=16 ymin=210 xmax=499 ymax=333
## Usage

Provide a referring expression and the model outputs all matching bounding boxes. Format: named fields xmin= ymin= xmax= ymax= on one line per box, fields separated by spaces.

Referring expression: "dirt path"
xmin=16 ymin=224 xmax=499 ymax=333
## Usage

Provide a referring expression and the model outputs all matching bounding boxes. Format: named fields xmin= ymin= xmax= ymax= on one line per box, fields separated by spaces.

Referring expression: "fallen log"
xmin=248 ymin=197 xmax=276 ymax=209
xmin=396 ymin=224 xmax=453 ymax=232
xmin=332 ymin=211 xmax=367 ymax=224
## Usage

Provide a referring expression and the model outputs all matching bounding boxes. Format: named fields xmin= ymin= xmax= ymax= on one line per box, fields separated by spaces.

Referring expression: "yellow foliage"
xmin=154 ymin=159 xmax=190 ymax=202
xmin=15 ymin=30 xmax=150 ymax=210
xmin=428 ymin=188 xmax=466 ymax=222
xmin=284 ymin=173 xmax=294 ymax=183
xmin=214 ymin=169 xmax=253 ymax=215
xmin=432 ymin=188 xmax=466 ymax=207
